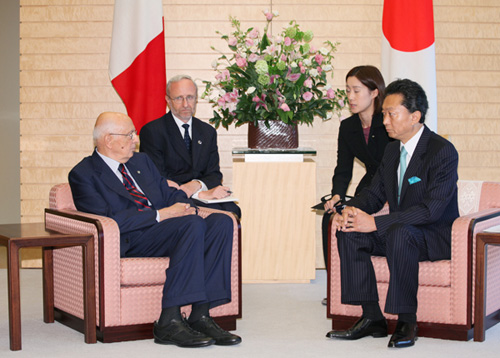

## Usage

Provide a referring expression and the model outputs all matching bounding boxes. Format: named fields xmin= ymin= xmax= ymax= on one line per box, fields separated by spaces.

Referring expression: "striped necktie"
xmin=119 ymin=164 xmax=152 ymax=211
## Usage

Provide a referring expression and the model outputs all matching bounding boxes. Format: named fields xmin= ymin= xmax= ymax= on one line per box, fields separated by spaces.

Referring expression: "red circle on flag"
xmin=382 ymin=0 xmax=435 ymax=52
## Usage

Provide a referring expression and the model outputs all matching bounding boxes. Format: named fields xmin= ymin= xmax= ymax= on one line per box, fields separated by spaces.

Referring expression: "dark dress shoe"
xmin=388 ymin=321 xmax=418 ymax=348
xmin=326 ymin=317 xmax=388 ymax=340
xmin=153 ymin=318 xmax=215 ymax=347
xmin=190 ymin=315 xmax=242 ymax=346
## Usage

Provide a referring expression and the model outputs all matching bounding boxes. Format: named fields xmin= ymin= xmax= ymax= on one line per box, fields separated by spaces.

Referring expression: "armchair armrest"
xmin=450 ymin=208 xmax=500 ymax=325
xmin=44 ymin=208 xmax=122 ymax=326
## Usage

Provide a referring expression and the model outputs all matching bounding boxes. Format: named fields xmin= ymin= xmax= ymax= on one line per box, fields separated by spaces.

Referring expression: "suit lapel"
xmin=165 ymin=113 xmax=192 ymax=164
xmin=91 ymin=151 xmax=133 ymax=203
xmin=125 ymin=156 xmax=157 ymax=209
xmin=191 ymin=118 xmax=205 ymax=170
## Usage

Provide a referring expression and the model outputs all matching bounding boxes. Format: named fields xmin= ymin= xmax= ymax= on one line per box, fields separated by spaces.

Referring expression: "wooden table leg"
xmin=42 ymin=247 xmax=55 ymax=323
xmin=474 ymin=237 xmax=487 ymax=342
xmin=7 ymin=242 xmax=22 ymax=351
xmin=82 ymin=238 xmax=97 ymax=344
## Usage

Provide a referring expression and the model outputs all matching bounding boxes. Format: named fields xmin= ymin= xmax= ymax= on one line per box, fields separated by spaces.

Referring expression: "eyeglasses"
xmin=109 ymin=130 xmax=137 ymax=140
xmin=168 ymin=95 xmax=197 ymax=104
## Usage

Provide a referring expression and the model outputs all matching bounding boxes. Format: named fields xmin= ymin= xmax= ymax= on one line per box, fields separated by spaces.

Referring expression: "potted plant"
xmin=202 ymin=9 xmax=346 ymax=149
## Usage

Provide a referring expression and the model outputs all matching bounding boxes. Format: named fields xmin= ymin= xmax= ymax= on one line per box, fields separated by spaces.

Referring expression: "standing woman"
xmin=322 ymin=65 xmax=390 ymax=287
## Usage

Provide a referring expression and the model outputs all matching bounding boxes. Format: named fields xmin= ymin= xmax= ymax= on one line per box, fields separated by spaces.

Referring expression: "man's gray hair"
xmin=166 ymin=74 xmax=198 ymax=97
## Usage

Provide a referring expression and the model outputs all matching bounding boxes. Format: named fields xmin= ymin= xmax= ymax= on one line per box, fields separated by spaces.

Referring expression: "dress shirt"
xmin=398 ymin=125 xmax=424 ymax=185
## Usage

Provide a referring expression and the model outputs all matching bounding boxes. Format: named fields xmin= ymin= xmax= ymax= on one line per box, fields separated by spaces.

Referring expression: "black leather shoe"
xmin=190 ymin=315 xmax=242 ymax=346
xmin=326 ymin=317 xmax=388 ymax=340
xmin=388 ymin=321 xmax=418 ymax=348
xmin=153 ymin=318 xmax=215 ymax=347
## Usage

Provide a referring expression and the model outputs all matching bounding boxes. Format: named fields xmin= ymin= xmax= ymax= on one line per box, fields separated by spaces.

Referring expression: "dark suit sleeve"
xmin=197 ymin=128 xmax=223 ymax=189
xmin=331 ymin=123 xmax=355 ymax=198
xmin=69 ymin=164 xmax=158 ymax=235
xmin=374 ymin=141 xmax=458 ymax=236
xmin=139 ymin=122 xmax=170 ymax=179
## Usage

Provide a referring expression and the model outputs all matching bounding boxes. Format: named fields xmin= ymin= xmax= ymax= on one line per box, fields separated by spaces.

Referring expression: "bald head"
xmin=93 ymin=112 xmax=138 ymax=163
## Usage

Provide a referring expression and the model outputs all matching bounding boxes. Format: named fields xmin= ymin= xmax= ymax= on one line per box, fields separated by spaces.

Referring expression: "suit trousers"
xmin=125 ymin=213 xmax=233 ymax=309
xmin=337 ymin=223 xmax=430 ymax=314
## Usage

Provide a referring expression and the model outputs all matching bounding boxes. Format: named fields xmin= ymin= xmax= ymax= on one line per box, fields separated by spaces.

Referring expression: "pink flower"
xmin=326 ymin=88 xmax=336 ymax=99
xmin=281 ymin=54 xmax=287 ymax=62
xmin=248 ymin=28 xmax=259 ymax=39
xmin=315 ymin=53 xmax=324 ymax=65
xmin=245 ymin=38 xmax=254 ymax=47
xmin=284 ymin=37 xmax=292 ymax=46
xmin=248 ymin=53 xmax=260 ymax=62
xmin=263 ymin=10 xmax=274 ymax=21
xmin=280 ymin=103 xmax=291 ymax=112
xmin=236 ymin=57 xmax=248 ymax=69
xmin=302 ymin=92 xmax=313 ymax=101
xmin=252 ymin=95 xmax=260 ymax=103
xmin=304 ymin=78 xmax=313 ymax=88
xmin=215 ymin=69 xmax=230 ymax=82
xmin=228 ymin=37 xmax=237 ymax=47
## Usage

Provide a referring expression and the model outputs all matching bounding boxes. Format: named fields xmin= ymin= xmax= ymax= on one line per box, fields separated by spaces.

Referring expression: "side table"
xmin=474 ymin=231 xmax=500 ymax=342
xmin=0 ymin=222 xmax=96 ymax=351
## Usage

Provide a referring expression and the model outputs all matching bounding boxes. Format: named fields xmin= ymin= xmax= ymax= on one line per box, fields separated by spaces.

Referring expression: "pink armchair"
xmin=44 ymin=183 xmax=241 ymax=343
xmin=327 ymin=180 xmax=500 ymax=340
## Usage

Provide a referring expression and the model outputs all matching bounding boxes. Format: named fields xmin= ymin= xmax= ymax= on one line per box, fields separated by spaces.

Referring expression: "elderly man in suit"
xmin=69 ymin=112 xmax=241 ymax=348
xmin=139 ymin=74 xmax=241 ymax=218
xmin=326 ymin=79 xmax=459 ymax=348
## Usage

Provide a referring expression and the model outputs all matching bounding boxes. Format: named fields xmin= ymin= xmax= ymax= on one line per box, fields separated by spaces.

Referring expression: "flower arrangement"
xmin=202 ymin=9 xmax=347 ymax=129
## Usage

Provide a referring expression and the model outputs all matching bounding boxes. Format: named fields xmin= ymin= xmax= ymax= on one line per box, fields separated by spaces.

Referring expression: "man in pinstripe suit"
xmin=326 ymin=79 xmax=459 ymax=348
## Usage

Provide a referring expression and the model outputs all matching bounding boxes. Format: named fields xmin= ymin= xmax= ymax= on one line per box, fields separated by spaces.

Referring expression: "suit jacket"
xmin=69 ymin=150 xmax=191 ymax=256
xmin=139 ymin=112 xmax=223 ymax=189
xmin=347 ymin=125 xmax=459 ymax=261
xmin=332 ymin=112 xmax=391 ymax=198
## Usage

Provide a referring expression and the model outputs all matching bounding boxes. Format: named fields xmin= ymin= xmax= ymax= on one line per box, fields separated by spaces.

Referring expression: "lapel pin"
xmin=198 ymin=140 xmax=202 ymax=145
xmin=137 ymin=170 xmax=141 ymax=174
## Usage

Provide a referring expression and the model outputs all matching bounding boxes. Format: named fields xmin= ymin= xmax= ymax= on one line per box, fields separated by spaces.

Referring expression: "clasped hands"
xmin=332 ymin=205 xmax=377 ymax=233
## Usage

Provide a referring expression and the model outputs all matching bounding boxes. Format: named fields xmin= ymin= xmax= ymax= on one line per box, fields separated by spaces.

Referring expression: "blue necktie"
xmin=119 ymin=164 xmax=152 ymax=211
xmin=182 ymin=123 xmax=192 ymax=154
xmin=398 ymin=147 xmax=407 ymax=203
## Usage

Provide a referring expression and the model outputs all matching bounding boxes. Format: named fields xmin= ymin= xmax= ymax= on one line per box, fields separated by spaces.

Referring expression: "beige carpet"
xmin=1 ymin=269 xmax=499 ymax=357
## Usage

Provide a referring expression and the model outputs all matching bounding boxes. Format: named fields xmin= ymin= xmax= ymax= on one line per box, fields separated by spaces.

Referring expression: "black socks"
xmin=158 ymin=305 xmax=182 ymax=327
xmin=361 ymin=302 xmax=385 ymax=321
xmin=188 ymin=302 xmax=210 ymax=324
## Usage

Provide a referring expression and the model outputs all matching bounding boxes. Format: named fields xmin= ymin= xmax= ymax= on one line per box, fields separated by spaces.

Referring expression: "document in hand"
xmin=195 ymin=196 xmax=239 ymax=204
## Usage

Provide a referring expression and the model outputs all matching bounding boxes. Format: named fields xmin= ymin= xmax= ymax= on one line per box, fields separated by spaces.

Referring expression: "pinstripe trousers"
xmin=337 ymin=222 xmax=430 ymax=314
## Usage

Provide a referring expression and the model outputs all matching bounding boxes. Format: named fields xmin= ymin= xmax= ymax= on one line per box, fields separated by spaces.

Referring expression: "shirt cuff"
xmin=191 ymin=179 xmax=208 ymax=199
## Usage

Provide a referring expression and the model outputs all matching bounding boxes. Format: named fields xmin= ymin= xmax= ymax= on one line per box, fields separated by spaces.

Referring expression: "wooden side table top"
xmin=0 ymin=222 xmax=85 ymax=245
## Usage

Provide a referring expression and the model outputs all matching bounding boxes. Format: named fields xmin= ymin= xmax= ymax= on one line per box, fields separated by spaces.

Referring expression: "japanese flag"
xmin=109 ymin=0 xmax=166 ymax=132
xmin=381 ymin=0 xmax=437 ymax=131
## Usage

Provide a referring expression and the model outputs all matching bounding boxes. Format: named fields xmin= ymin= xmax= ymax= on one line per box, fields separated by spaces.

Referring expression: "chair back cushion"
xmin=49 ymin=183 xmax=77 ymax=210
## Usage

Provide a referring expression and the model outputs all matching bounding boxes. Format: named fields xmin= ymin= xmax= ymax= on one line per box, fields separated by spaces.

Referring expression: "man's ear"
xmin=411 ymin=111 xmax=422 ymax=124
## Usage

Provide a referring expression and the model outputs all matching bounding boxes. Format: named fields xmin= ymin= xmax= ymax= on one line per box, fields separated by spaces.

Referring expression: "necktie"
xmin=398 ymin=147 xmax=408 ymax=203
xmin=182 ymin=123 xmax=192 ymax=154
xmin=119 ymin=164 xmax=152 ymax=211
